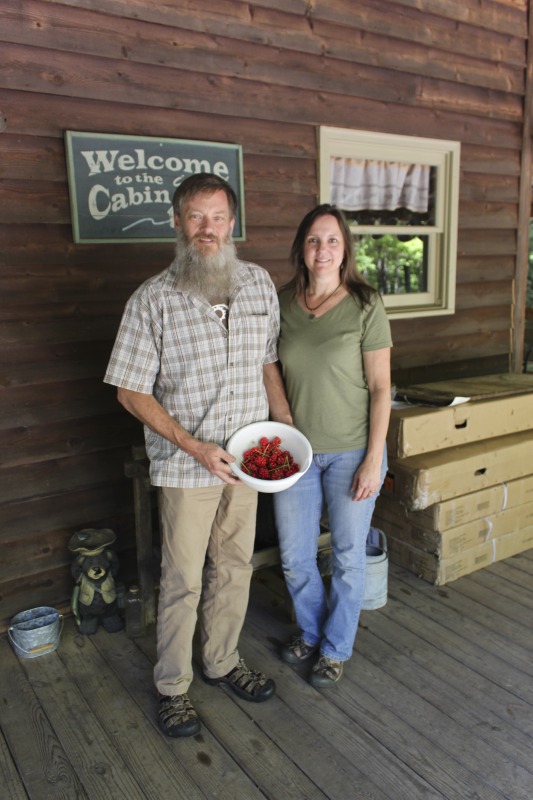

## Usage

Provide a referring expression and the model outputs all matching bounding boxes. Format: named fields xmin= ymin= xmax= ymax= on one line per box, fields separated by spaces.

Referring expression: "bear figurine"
xmin=68 ymin=528 xmax=124 ymax=635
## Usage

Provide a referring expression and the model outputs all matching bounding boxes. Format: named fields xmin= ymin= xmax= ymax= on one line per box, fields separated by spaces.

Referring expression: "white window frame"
xmin=319 ymin=127 xmax=461 ymax=319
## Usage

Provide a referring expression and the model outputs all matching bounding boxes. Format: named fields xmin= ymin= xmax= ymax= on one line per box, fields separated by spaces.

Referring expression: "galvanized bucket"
xmin=362 ymin=528 xmax=388 ymax=610
xmin=8 ymin=606 xmax=63 ymax=659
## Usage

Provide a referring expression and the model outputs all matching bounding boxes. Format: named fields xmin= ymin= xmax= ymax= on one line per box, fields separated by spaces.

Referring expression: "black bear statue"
xmin=68 ymin=528 xmax=124 ymax=635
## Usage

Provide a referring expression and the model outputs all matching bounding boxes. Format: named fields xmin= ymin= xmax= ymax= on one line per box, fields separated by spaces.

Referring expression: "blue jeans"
xmin=273 ymin=447 xmax=387 ymax=662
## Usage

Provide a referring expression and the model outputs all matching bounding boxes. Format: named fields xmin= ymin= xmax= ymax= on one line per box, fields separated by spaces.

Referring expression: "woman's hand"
xmin=350 ymin=457 xmax=382 ymax=501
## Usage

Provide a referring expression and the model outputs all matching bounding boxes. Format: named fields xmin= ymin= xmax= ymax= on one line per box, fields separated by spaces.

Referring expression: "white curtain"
xmin=330 ymin=157 xmax=430 ymax=213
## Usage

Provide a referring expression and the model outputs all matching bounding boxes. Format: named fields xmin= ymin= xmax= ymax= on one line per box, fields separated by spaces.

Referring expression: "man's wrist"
xmin=174 ymin=428 xmax=199 ymax=457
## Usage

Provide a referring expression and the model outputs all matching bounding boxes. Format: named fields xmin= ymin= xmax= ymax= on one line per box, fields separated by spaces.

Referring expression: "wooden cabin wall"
xmin=0 ymin=0 xmax=529 ymax=628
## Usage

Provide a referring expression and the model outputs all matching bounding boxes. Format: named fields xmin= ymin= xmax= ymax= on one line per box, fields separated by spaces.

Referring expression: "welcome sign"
xmin=64 ymin=131 xmax=245 ymax=243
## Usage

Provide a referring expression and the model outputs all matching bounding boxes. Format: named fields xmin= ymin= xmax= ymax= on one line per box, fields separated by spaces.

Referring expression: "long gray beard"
xmin=172 ymin=229 xmax=240 ymax=303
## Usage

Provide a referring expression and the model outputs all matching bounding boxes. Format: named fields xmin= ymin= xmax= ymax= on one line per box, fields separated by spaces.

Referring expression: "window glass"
xmin=355 ymin=234 xmax=428 ymax=296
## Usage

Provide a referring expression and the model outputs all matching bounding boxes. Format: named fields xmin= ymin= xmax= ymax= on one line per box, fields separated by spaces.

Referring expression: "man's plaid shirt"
xmin=104 ymin=258 xmax=280 ymax=487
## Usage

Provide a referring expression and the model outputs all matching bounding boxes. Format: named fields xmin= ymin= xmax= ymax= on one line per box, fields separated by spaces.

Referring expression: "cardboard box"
xmin=387 ymin=393 xmax=533 ymax=459
xmin=375 ymin=474 xmax=533 ymax=530
xmin=384 ymin=430 xmax=533 ymax=510
xmin=373 ymin=500 xmax=533 ymax=559
xmin=386 ymin=525 xmax=533 ymax=585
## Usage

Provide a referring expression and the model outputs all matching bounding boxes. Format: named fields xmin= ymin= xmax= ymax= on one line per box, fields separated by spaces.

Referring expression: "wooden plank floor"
xmin=1 ymin=551 xmax=532 ymax=800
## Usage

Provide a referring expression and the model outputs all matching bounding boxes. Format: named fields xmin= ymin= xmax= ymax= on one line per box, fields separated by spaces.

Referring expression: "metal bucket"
xmin=362 ymin=528 xmax=388 ymax=610
xmin=8 ymin=606 xmax=63 ymax=659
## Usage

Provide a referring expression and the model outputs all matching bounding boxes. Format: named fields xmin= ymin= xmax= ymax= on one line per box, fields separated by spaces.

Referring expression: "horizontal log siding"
xmin=0 ymin=0 xmax=528 ymax=626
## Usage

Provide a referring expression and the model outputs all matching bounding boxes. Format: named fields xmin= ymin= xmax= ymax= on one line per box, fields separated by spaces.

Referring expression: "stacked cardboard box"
xmin=374 ymin=374 xmax=533 ymax=584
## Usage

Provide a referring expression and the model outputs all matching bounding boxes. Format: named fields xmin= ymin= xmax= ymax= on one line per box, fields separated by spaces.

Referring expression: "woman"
xmin=274 ymin=204 xmax=392 ymax=688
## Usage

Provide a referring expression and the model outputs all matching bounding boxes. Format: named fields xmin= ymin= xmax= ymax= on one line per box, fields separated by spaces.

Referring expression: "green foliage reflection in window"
xmin=356 ymin=234 xmax=427 ymax=295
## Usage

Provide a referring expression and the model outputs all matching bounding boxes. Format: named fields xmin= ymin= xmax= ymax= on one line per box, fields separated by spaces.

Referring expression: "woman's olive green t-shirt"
xmin=278 ymin=290 xmax=392 ymax=453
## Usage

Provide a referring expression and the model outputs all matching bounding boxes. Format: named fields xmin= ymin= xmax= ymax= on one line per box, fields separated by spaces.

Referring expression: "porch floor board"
xmin=1 ymin=552 xmax=532 ymax=800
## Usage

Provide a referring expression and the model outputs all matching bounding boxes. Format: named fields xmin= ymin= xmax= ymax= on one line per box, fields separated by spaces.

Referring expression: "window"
xmin=319 ymin=127 xmax=461 ymax=318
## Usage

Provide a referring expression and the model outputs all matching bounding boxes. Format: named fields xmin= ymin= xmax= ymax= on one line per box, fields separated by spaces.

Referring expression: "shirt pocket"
xmin=237 ymin=313 xmax=270 ymax=365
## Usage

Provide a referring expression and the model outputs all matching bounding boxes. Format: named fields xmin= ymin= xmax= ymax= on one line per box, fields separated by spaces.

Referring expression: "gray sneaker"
xmin=309 ymin=655 xmax=343 ymax=688
xmin=158 ymin=693 xmax=201 ymax=737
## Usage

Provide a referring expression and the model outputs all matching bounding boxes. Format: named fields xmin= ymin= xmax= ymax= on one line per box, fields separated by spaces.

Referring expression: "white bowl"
xmin=226 ymin=421 xmax=313 ymax=493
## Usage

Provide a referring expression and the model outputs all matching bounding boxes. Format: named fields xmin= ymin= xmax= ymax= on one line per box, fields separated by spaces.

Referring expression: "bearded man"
xmin=105 ymin=173 xmax=292 ymax=737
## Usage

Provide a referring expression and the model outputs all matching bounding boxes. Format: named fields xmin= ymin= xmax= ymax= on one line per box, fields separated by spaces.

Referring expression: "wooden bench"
xmin=125 ymin=445 xmax=332 ymax=628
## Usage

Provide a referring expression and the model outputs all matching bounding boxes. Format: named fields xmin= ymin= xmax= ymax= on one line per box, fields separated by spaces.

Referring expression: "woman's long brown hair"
xmin=281 ymin=204 xmax=376 ymax=308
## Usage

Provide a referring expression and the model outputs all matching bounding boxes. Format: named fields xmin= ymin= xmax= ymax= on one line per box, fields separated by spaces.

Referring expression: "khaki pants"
xmin=154 ymin=483 xmax=258 ymax=696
